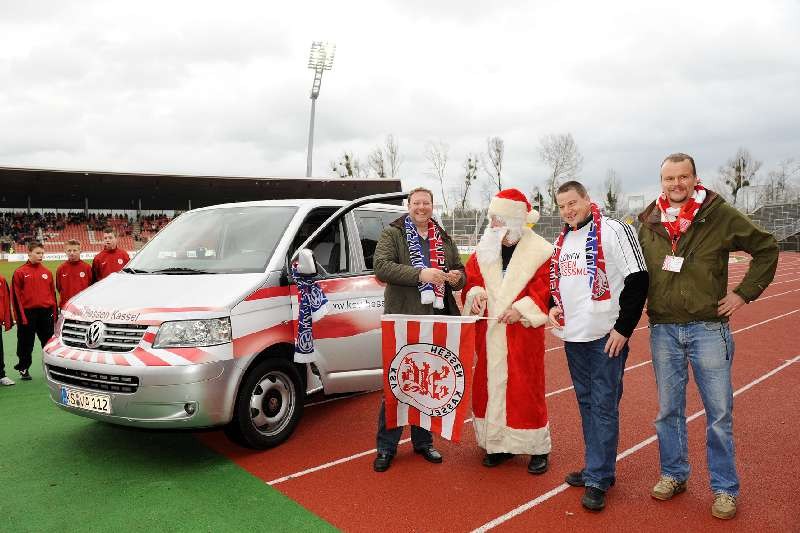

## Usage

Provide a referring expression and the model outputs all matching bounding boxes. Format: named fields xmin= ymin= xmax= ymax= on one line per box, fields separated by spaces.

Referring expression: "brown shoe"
xmin=711 ymin=493 xmax=737 ymax=519
xmin=651 ymin=476 xmax=687 ymax=500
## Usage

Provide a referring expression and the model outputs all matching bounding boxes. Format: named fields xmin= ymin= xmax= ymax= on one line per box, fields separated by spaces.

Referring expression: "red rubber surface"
xmin=199 ymin=252 xmax=800 ymax=532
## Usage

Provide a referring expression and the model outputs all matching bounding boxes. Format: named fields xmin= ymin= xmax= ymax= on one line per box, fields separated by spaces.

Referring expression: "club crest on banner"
xmin=388 ymin=342 xmax=465 ymax=418
xmin=381 ymin=314 xmax=477 ymax=442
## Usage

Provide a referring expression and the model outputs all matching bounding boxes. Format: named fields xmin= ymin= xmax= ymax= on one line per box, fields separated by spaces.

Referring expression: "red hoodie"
xmin=11 ymin=262 xmax=57 ymax=325
xmin=0 ymin=277 xmax=13 ymax=331
xmin=92 ymin=247 xmax=130 ymax=281
xmin=56 ymin=260 xmax=93 ymax=309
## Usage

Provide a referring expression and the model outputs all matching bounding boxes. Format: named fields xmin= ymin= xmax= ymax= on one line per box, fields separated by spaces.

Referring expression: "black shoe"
xmin=566 ymin=470 xmax=616 ymax=488
xmin=582 ymin=486 xmax=606 ymax=511
xmin=482 ymin=452 xmax=514 ymax=467
xmin=19 ymin=369 xmax=32 ymax=381
xmin=373 ymin=453 xmax=393 ymax=472
xmin=414 ymin=446 xmax=443 ymax=464
xmin=527 ymin=454 xmax=549 ymax=474
xmin=566 ymin=470 xmax=585 ymax=487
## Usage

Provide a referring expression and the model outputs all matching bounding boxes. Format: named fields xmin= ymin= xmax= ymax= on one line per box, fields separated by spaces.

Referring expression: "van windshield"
xmin=126 ymin=206 xmax=297 ymax=274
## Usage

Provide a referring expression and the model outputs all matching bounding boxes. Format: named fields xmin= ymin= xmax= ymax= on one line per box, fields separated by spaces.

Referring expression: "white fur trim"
xmin=473 ymin=418 xmax=552 ymax=455
xmin=527 ymin=209 xmax=540 ymax=224
xmin=462 ymin=285 xmax=487 ymax=317
xmin=476 ymin=227 xmax=554 ymax=319
xmin=512 ymin=296 xmax=547 ymax=328
xmin=489 ymin=196 xmax=530 ymax=221
xmin=473 ymin=227 xmax=554 ymax=455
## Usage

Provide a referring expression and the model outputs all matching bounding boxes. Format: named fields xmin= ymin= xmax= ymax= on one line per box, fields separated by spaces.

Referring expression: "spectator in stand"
xmin=11 ymin=241 xmax=57 ymax=381
xmin=92 ymin=227 xmax=130 ymax=281
xmin=0 ymin=274 xmax=15 ymax=386
xmin=56 ymin=239 xmax=93 ymax=310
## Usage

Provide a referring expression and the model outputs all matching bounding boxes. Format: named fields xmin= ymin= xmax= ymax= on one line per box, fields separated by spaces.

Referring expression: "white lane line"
xmin=267 ymin=417 xmax=476 ymax=486
xmin=758 ymin=288 xmax=800 ymax=301
xmin=471 ymin=354 xmax=800 ymax=532
xmin=266 ymin=438 xmax=410 ymax=485
xmin=728 ymin=272 xmax=800 ymax=286
xmin=273 ymin=308 xmax=799 ymax=486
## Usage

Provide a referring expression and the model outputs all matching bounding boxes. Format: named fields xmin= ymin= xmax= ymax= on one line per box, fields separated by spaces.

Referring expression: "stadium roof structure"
xmin=0 ymin=166 xmax=403 ymax=211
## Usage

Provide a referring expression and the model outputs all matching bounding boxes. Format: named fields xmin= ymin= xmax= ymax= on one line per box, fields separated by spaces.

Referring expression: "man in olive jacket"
xmin=638 ymin=153 xmax=778 ymax=520
xmin=372 ymin=187 xmax=466 ymax=472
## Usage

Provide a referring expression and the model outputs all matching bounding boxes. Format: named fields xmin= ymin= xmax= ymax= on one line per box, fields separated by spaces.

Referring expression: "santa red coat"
xmin=462 ymin=227 xmax=553 ymax=454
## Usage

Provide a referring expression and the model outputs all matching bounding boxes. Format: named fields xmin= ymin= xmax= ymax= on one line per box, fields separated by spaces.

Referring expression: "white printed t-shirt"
xmin=552 ymin=216 xmax=647 ymax=342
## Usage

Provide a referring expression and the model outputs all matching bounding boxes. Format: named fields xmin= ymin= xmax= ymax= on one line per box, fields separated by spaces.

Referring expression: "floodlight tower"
xmin=306 ymin=41 xmax=335 ymax=177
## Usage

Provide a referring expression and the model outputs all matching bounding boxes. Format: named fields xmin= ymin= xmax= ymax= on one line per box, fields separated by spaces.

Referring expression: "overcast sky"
xmin=1 ymin=0 xmax=798 ymax=208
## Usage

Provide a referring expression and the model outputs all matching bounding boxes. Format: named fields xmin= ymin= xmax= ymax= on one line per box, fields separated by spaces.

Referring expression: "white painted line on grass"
xmin=471 ymin=354 xmax=800 ymax=532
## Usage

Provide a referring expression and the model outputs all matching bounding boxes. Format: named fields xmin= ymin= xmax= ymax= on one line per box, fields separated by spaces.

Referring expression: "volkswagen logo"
xmin=86 ymin=321 xmax=105 ymax=349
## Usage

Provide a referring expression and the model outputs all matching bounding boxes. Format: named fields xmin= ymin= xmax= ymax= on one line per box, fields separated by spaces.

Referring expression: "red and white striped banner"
xmin=381 ymin=314 xmax=477 ymax=442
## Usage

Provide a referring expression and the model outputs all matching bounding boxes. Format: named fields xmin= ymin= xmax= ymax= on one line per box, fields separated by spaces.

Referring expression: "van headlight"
xmin=153 ymin=318 xmax=232 ymax=348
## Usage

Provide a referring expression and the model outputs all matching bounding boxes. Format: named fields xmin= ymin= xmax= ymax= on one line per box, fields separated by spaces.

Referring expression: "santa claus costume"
xmin=462 ymin=189 xmax=553 ymax=470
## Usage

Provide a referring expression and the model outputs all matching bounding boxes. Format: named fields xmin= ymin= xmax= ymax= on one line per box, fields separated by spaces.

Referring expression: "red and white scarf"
xmin=657 ymin=184 xmax=706 ymax=252
xmin=404 ymin=215 xmax=446 ymax=309
xmin=550 ymin=202 xmax=611 ymax=310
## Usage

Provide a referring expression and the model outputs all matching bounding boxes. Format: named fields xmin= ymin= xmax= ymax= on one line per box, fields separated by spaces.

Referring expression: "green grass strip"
xmin=0 ymin=299 xmax=336 ymax=532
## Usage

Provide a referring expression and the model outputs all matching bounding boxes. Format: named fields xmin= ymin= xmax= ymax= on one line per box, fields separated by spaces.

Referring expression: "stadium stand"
xmin=749 ymin=203 xmax=800 ymax=251
xmin=0 ymin=211 xmax=149 ymax=253
xmin=0 ymin=166 xmax=402 ymax=254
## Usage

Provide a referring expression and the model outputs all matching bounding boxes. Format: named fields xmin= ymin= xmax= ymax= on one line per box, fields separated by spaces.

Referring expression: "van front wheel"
xmin=225 ymin=358 xmax=304 ymax=449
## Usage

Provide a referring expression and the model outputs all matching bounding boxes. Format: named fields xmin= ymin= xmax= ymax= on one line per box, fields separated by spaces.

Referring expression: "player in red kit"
xmin=92 ymin=226 xmax=130 ymax=281
xmin=11 ymin=242 xmax=57 ymax=381
xmin=0 ymin=274 xmax=15 ymax=386
xmin=56 ymin=239 xmax=93 ymax=309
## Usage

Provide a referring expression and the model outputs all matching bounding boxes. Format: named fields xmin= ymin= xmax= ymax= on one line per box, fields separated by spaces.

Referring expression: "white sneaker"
xmin=0 ymin=376 xmax=15 ymax=386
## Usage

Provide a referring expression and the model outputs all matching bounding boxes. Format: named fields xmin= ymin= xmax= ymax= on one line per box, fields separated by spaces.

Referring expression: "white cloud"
xmin=0 ymin=0 xmax=798 ymax=208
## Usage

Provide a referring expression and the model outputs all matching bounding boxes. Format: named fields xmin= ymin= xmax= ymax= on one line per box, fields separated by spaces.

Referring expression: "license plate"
xmin=61 ymin=387 xmax=112 ymax=414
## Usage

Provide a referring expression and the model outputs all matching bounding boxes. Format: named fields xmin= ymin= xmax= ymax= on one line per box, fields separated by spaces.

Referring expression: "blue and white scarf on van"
xmin=292 ymin=264 xmax=329 ymax=363
xmin=403 ymin=214 xmax=445 ymax=309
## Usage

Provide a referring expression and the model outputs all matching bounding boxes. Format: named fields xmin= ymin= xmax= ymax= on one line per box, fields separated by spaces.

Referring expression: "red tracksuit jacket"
xmin=11 ymin=262 xmax=57 ymax=325
xmin=0 ymin=277 xmax=13 ymax=332
xmin=56 ymin=260 xmax=93 ymax=309
xmin=92 ymin=248 xmax=130 ymax=281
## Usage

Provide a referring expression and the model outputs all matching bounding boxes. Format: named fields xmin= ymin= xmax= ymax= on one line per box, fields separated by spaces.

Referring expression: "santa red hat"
xmin=488 ymin=188 xmax=540 ymax=225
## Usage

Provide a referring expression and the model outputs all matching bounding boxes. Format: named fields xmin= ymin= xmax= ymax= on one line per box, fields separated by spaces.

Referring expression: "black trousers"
xmin=15 ymin=308 xmax=54 ymax=372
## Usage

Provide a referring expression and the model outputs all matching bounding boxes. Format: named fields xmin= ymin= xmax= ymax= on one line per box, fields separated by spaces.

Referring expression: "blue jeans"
xmin=650 ymin=321 xmax=738 ymax=496
xmin=565 ymin=334 xmax=628 ymax=491
xmin=376 ymin=400 xmax=433 ymax=456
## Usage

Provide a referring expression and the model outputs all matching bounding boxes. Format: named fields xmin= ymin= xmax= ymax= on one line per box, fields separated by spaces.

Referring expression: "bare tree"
xmin=367 ymin=147 xmax=386 ymax=178
xmin=459 ymin=153 xmax=479 ymax=210
xmin=385 ymin=134 xmax=403 ymax=178
xmin=718 ymin=148 xmax=762 ymax=208
xmin=529 ymin=186 xmax=545 ymax=213
xmin=539 ymin=133 xmax=584 ymax=212
xmin=331 ymin=151 xmax=368 ymax=178
xmin=481 ymin=136 xmax=504 ymax=191
xmin=761 ymin=158 xmax=800 ymax=204
xmin=603 ymin=168 xmax=622 ymax=212
xmin=424 ymin=140 xmax=450 ymax=212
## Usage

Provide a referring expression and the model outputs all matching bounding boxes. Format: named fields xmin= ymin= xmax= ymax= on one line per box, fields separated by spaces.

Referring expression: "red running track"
xmin=198 ymin=252 xmax=800 ymax=532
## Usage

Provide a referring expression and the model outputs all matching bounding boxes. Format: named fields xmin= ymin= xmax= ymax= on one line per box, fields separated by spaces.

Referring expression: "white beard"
xmin=476 ymin=226 xmax=506 ymax=264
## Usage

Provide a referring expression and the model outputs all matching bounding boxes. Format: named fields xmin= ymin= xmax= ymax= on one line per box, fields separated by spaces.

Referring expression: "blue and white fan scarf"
xmin=292 ymin=264 xmax=329 ymax=363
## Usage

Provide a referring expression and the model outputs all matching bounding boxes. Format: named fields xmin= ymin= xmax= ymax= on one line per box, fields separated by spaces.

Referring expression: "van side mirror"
xmin=296 ymin=248 xmax=317 ymax=275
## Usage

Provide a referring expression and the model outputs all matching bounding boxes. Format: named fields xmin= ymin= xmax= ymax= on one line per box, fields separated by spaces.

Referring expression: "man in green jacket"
xmin=372 ymin=187 xmax=466 ymax=472
xmin=638 ymin=153 xmax=778 ymax=520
